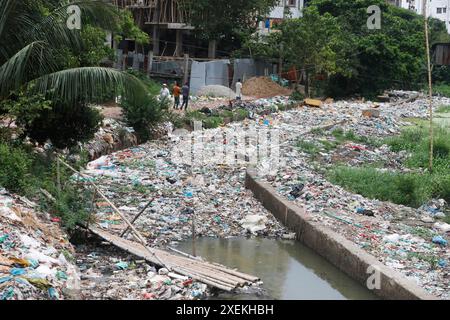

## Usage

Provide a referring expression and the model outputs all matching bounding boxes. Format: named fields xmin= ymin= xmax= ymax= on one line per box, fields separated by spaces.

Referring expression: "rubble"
xmin=76 ymin=242 xmax=209 ymax=300
xmin=253 ymin=91 xmax=450 ymax=299
xmin=0 ymin=189 xmax=80 ymax=300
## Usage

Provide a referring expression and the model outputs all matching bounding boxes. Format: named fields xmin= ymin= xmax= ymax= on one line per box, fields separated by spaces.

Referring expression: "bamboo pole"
xmin=423 ymin=0 xmax=434 ymax=173
xmin=57 ymin=158 xmax=168 ymax=269
xmin=120 ymin=198 xmax=154 ymax=237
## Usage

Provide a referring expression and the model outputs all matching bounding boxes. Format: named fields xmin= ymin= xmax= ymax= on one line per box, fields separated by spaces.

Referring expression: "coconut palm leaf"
xmin=0 ymin=0 xmax=148 ymax=105
xmin=31 ymin=67 xmax=148 ymax=105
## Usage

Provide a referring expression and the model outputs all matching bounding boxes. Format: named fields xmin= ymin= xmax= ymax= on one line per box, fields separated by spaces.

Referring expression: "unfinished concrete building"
xmin=112 ymin=0 xmax=194 ymax=56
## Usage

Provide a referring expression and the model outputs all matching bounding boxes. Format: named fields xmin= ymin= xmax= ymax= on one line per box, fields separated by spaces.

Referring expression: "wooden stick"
xmin=57 ymin=158 xmax=168 ymax=269
xmin=120 ymin=198 xmax=154 ymax=237
xmin=423 ymin=0 xmax=434 ymax=173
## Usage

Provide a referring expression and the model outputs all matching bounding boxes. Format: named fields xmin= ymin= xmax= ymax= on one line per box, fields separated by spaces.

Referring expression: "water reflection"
xmin=177 ymin=237 xmax=378 ymax=300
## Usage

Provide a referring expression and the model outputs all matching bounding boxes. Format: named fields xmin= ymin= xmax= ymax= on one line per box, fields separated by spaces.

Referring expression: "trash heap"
xmin=82 ymin=145 xmax=287 ymax=247
xmin=0 ymin=189 xmax=80 ymax=300
xmin=76 ymin=243 xmax=209 ymax=300
xmin=83 ymin=118 xmax=138 ymax=161
xmin=222 ymin=96 xmax=293 ymax=116
xmin=253 ymin=93 xmax=450 ymax=299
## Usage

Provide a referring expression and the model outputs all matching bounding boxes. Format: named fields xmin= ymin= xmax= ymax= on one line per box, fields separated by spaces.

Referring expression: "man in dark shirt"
xmin=181 ymin=82 xmax=190 ymax=111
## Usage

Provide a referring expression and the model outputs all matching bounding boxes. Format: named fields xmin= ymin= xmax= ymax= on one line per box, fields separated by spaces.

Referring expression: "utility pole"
xmin=423 ymin=0 xmax=434 ymax=173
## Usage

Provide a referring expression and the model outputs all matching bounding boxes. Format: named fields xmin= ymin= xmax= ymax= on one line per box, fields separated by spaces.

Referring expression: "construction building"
xmin=388 ymin=0 xmax=450 ymax=33
xmin=112 ymin=0 xmax=193 ymax=57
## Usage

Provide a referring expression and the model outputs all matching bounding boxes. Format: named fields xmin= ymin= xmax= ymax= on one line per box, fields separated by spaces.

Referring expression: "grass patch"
xmin=297 ymin=140 xmax=321 ymax=155
xmin=433 ymin=84 xmax=450 ymax=98
xmin=327 ymin=167 xmax=435 ymax=208
xmin=437 ymin=105 xmax=450 ymax=114
xmin=328 ymin=123 xmax=450 ymax=208
xmin=385 ymin=125 xmax=450 ymax=172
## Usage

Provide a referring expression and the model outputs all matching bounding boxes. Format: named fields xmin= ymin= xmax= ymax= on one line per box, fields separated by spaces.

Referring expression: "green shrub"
xmin=290 ymin=90 xmax=305 ymax=101
xmin=0 ymin=143 xmax=32 ymax=193
xmin=233 ymin=108 xmax=250 ymax=121
xmin=22 ymin=103 xmax=103 ymax=149
xmin=121 ymin=95 xmax=167 ymax=142
xmin=203 ymin=116 xmax=224 ymax=129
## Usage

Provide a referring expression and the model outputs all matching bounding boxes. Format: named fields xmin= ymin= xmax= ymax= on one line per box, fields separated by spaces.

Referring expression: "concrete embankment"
xmin=245 ymin=169 xmax=437 ymax=300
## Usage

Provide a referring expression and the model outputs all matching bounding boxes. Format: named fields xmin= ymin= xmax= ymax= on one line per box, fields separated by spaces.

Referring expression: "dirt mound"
xmin=197 ymin=85 xmax=235 ymax=98
xmin=242 ymin=77 xmax=292 ymax=98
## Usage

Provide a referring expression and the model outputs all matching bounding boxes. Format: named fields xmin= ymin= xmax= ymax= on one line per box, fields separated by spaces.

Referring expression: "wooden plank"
xmin=88 ymin=226 xmax=259 ymax=291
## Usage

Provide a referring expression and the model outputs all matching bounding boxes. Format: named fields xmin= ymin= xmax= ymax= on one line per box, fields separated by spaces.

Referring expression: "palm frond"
xmin=0 ymin=0 xmax=16 ymax=39
xmin=31 ymin=67 xmax=148 ymax=105
xmin=0 ymin=41 xmax=52 ymax=98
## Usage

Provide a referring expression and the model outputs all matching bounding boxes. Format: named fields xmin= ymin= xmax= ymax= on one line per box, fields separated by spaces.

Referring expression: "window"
xmin=288 ymin=0 xmax=296 ymax=6
xmin=437 ymin=7 xmax=447 ymax=14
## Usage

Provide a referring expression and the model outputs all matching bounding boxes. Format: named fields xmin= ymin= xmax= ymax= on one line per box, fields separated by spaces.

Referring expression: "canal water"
xmin=177 ymin=237 xmax=378 ymax=300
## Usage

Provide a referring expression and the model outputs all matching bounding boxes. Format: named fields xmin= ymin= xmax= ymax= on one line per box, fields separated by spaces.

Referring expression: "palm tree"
xmin=0 ymin=0 xmax=147 ymax=106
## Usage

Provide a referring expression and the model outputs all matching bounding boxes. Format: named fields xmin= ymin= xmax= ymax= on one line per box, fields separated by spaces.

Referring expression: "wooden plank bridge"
xmin=89 ymin=226 xmax=260 ymax=292
xmin=56 ymin=158 xmax=260 ymax=292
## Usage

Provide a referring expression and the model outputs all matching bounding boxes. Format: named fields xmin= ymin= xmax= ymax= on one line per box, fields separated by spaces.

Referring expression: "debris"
xmin=434 ymin=222 xmax=450 ymax=233
xmin=362 ymin=109 xmax=381 ymax=118
xmin=0 ymin=190 xmax=78 ymax=300
xmin=432 ymin=236 xmax=448 ymax=246
xmin=305 ymin=99 xmax=323 ymax=108
xmin=240 ymin=215 xmax=268 ymax=234
xmin=356 ymin=208 xmax=375 ymax=217
xmin=289 ymin=184 xmax=305 ymax=199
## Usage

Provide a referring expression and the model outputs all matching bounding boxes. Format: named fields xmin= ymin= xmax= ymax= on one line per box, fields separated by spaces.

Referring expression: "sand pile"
xmin=242 ymin=77 xmax=292 ymax=98
xmin=196 ymin=85 xmax=235 ymax=98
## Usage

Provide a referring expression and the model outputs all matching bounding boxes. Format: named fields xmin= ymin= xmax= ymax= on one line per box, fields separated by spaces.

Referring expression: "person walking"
xmin=181 ymin=82 xmax=190 ymax=111
xmin=159 ymin=84 xmax=170 ymax=103
xmin=172 ymin=81 xmax=181 ymax=109
xmin=235 ymin=79 xmax=243 ymax=101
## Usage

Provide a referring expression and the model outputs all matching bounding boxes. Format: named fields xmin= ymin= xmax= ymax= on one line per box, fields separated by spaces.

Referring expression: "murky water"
xmin=177 ymin=237 xmax=378 ymax=300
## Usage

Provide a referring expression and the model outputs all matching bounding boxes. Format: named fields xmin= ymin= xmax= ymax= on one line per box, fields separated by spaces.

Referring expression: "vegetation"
xmin=0 ymin=1 xmax=150 ymax=230
xmin=184 ymin=0 xmax=277 ymax=55
xmin=0 ymin=140 xmax=92 ymax=230
xmin=328 ymin=125 xmax=450 ymax=208
xmin=121 ymin=94 xmax=168 ymax=142
xmin=246 ymin=0 xmax=450 ymax=97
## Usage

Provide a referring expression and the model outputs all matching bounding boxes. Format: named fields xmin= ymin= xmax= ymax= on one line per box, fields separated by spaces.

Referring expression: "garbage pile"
xmin=252 ymin=92 xmax=450 ymax=299
xmin=223 ymin=96 xmax=293 ymax=115
xmin=76 ymin=242 xmax=209 ymax=300
xmin=0 ymin=189 xmax=80 ymax=300
xmin=83 ymin=119 xmax=138 ymax=161
xmin=81 ymin=144 xmax=287 ymax=247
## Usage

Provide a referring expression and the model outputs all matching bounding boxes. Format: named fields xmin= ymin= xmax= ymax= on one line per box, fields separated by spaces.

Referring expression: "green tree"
xmin=184 ymin=0 xmax=277 ymax=55
xmin=0 ymin=0 xmax=147 ymax=106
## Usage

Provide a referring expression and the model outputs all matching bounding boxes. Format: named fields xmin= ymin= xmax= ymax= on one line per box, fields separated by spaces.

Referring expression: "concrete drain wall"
xmin=245 ymin=169 xmax=436 ymax=300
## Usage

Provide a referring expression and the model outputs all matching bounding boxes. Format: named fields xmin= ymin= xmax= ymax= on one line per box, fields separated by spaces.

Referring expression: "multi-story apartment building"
xmin=388 ymin=0 xmax=450 ymax=33
xmin=258 ymin=0 xmax=309 ymax=34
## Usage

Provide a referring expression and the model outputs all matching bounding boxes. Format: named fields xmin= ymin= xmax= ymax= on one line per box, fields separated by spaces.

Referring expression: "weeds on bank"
xmin=327 ymin=125 xmax=450 ymax=208
xmin=0 ymin=141 xmax=93 ymax=231
xmin=437 ymin=105 xmax=450 ymax=113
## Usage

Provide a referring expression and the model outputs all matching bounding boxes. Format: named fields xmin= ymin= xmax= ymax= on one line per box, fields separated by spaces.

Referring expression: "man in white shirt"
xmin=159 ymin=84 xmax=170 ymax=102
xmin=235 ymin=79 xmax=243 ymax=101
